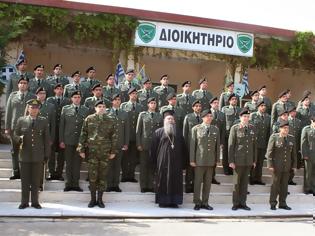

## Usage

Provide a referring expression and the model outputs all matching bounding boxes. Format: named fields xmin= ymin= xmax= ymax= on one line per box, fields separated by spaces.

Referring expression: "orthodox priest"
xmin=150 ymin=109 xmax=188 ymax=208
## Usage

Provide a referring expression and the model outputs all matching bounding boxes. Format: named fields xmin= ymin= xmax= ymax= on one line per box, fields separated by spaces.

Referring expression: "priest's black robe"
xmin=150 ymin=127 xmax=188 ymax=205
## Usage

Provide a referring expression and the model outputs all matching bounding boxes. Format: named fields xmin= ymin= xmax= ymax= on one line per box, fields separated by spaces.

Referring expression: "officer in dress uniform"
xmin=28 ymin=65 xmax=53 ymax=97
xmin=103 ymin=73 xmax=120 ymax=105
xmin=153 ymin=74 xmax=175 ymax=108
xmin=120 ymin=69 xmax=141 ymax=103
xmin=106 ymin=94 xmax=130 ymax=192
xmin=84 ymin=83 xmax=110 ymax=114
xmin=192 ymin=78 xmax=213 ymax=110
xmin=219 ymin=81 xmax=240 ymax=110
xmin=176 ymin=81 xmax=195 ymax=116
xmin=182 ymin=100 xmax=203 ymax=193
xmin=297 ymin=93 xmax=315 ymax=128
xmin=190 ymin=109 xmax=220 ymax=211
xmin=137 ymin=77 xmax=159 ymax=111
xmin=59 ymin=91 xmax=89 ymax=192
xmin=266 ymin=120 xmax=297 ymax=210
xmin=64 ymin=71 xmax=89 ymax=104
xmin=271 ymin=90 xmax=289 ymax=126
xmin=257 ymin=85 xmax=272 ymax=115
xmin=46 ymin=64 xmax=69 ymax=87
xmin=15 ymin=99 xmax=50 ymax=209
xmin=244 ymin=90 xmax=259 ymax=113
xmin=136 ymin=97 xmax=163 ymax=192
xmin=81 ymin=66 xmax=101 ymax=97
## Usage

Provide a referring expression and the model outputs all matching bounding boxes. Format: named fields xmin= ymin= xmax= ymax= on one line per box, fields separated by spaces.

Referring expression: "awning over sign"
xmin=135 ymin=21 xmax=254 ymax=57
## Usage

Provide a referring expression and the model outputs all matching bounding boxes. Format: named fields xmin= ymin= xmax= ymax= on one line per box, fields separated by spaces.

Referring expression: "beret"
xmin=239 ymin=108 xmax=250 ymax=116
xmin=209 ymin=97 xmax=218 ymax=104
xmin=91 ymin=83 xmax=101 ymax=90
xmin=54 ymin=83 xmax=63 ymax=89
xmin=182 ymin=81 xmax=191 ymax=87
xmin=53 ymin=64 xmax=62 ymax=69
xmin=128 ymin=87 xmax=137 ymax=95
xmin=111 ymin=93 xmax=120 ymax=100
xmin=201 ymin=109 xmax=212 ymax=118
xmin=18 ymin=75 xmax=29 ymax=83
xmin=71 ymin=90 xmax=81 ymax=97
xmin=192 ymin=100 xmax=201 ymax=107
xmin=26 ymin=99 xmax=40 ymax=107
xmin=105 ymin=73 xmax=114 ymax=81
xmin=35 ymin=87 xmax=46 ymax=94
xmin=94 ymin=100 xmax=104 ymax=107
xmin=71 ymin=71 xmax=81 ymax=77
xmin=166 ymin=92 xmax=176 ymax=100
xmin=147 ymin=97 xmax=156 ymax=103
xmin=228 ymin=93 xmax=237 ymax=101
xmin=34 ymin=64 xmax=44 ymax=70
xmin=279 ymin=120 xmax=289 ymax=128
xmin=86 ymin=66 xmax=95 ymax=73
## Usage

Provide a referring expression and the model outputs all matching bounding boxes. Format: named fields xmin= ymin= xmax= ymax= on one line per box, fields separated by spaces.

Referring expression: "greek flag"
xmin=114 ymin=62 xmax=125 ymax=87
xmin=242 ymin=71 xmax=249 ymax=95
xmin=16 ymin=51 xmax=26 ymax=65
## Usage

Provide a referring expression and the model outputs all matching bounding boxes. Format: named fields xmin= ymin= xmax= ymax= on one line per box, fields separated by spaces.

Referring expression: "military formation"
xmin=4 ymin=58 xmax=315 ymax=211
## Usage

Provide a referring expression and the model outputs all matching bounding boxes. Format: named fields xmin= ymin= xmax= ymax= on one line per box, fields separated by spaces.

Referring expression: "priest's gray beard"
xmin=164 ymin=120 xmax=176 ymax=136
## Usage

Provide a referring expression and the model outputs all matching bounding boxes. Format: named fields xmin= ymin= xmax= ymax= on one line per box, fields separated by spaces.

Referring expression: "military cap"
xmin=199 ymin=77 xmax=206 ymax=85
xmin=91 ymin=83 xmax=101 ymax=90
xmin=166 ymin=92 xmax=176 ymax=101
xmin=192 ymin=100 xmax=201 ymax=107
xmin=288 ymin=106 xmax=296 ymax=113
xmin=278 ymin=90 xmax=288 ymax=98
xmin=16 ymin=58 xmax=26 ymax=66
xmin=258 ymin=85 xmax=266 ymax=91
xmin=26 ymin=99 xmax=41 ymax=107
xmin=53 ymin=64 xmax=62 ymax=69
xmin=126 ymin=68 xmax=135 ymax=74
xmin=105 ymin=73 xmax=114 ymax=81
xmin=250 ymin=90 xmax=259 ymax=97
xmin=147 ymin=97 xmax=156 ymax=103
xmin=209 ymin=97 xmax=218 ymax=104
xmin=71 ymin=71 xmax=81 ymax=77
xmin=142 ymin=77 xmax=151 ymax=84
xmin=279 ymin=120 xmax=289 ymax=128
xmin=301 ymin=94 xmax=310 ymax=102
xmin=71 ymin=90 xmax=81 ymax=97
xmin=94 ymin=100 xmax=105 ymax=107
xmin=18 ymin=75 xmax=29 ymax=83
xmin=182 ymin=81 xmax=191 ymax=87
xmin=86 ymin=66 xmax=95 ymax=73
xmin=239 ymin=108 xmax=250 ymax=116
xmin=34 ymin=64 xmax=44 ymax=71
xmin=162 ymin=109 xmax=174 ymax=118
xmin=111 ymin=93 xmax=120 ymax=100
xmin=201 ymin=109 xmax=212 ymax=118
xmin=160 ymin=74 xmax=168 ymax=80
xmin=278 ymin=109 xmax=288 ymax=116
xmin=256 ymin=100 xmax=265 ymax=108
xmin=54 ymin=83 xmax=63 ymax=89
xmin=128 ymin=87 xmax=137 ymax=95
xmin=227 ymin=93 xmax=237 ymax=101
xmin=35 ymin=87 xmax=46 ymax=94
xmin=226 ymin=81 xmax=234 ymax=87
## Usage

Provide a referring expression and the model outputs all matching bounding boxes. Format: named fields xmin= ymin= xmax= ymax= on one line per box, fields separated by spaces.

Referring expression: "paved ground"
xmin=0 ymin=218 xmax=314 ymax=236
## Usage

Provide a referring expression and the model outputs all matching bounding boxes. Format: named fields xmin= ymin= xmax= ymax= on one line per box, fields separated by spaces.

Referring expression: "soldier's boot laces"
xmin=97 ymin=191 xmax=105 ymax=208
xmin=88 ymin=190 xmax=97 ymax=208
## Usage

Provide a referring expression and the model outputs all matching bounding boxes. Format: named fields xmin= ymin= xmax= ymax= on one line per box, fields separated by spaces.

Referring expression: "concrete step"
xmin=0 ymin=189 xmax=313 ymax=204
xmin=0 ymin=178 xmax=304 ymax=193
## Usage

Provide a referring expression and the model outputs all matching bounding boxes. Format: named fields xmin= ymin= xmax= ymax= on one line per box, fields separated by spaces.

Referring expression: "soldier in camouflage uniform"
xmin=136 ymin=97 xmax=163 ymax=192
xmin=176 ymin=81 xmax=195 ymax=116
xmin=137 ymin=77 xmax=159 ymax=111
xmin=103 ymin=73 xmax=120 ymax=105
xmin=78 ymin=100 xmax=117 ymax=208
xmin=257 ymin=85 xmax=272 ymax=115
xmin=192 ymin=78 xmax=213 ymax=110
xmin=266 ymin=120 xmax=296 ymax=210
xmin=182 ymin=100 xmax=202 ymax=193
xmin=106 ymin=93 xmax=129 ymax=192
xmin=5 ymin=76 xmax=36 ymax=179
xmin=46 ymin=64 xmax=69 ymax=88
xmin=84 ymin=83 xmax=110 ymax=114
xmin=190 ymin=109 xmax=220 ymax=211
xmin=153 ymin=74 xmax=175 ymax=108
xmin=244 ymin=90 xmax=259 ymax=113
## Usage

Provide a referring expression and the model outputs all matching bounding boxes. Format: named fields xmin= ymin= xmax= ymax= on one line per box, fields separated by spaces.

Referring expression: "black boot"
xmin=88 ymin=190 xmax=97 ymax=208
xmin=97 ymin=191 xmax=105 ymax=208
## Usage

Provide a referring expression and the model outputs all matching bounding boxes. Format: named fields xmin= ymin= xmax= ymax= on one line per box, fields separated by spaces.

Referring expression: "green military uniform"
xmin=120 ymin=80 xmax=141 ymax=103
xmin=136 ymin=110 xmax=163 ymax=191
xmin=192 ymin=89 xmax=213 ymax=110
xmin=244 ymin=101 xmax=258 ymax=113
xmin=301 ymin=125 xmax=315 ymax=194
xmin=221 ymin=105 xmax=241 ymax=175
xmin=266 ymin=133 xmax=297 ymax=208
xmin=63 ymin=83 xmax=89 ymax=105
xmin=103 ymin=85 xmax=120 ymax=105
xmin=228 ymin=123 xmax=257 ymax=208
xmin=46 ymin=75 xmax=69 ymax=88
xmin=153 ymin=85 xmax=175 ymax=108
xmin=183 ymin=112 xmax=202 ymax=192
xmin=77 ymin=113 xmax=117 ymax=197
xmin=28 ymin=78 xmax=53 ymax=98
xmin=249 ymin=110 xmax=270 ymax=183
xmin=120 ymin=100 xmax=143 ymax=181
xmin=14 ymin=114 xmax=50 ymax=207
xmin=59 ymin=104 xmax=89 ymax=189
xmin=84 ymin=96 xmax=111 ymax=114
xmin=106 ymin=106 xmax=130 ymax=190
xmin=190 ymin=123 xmax=220 ymax=207
xmin=271 ymin=101 xmax=288 ymax=126
xmin=5 ymin=91 xmax=36 ymax=177
xmin=81 ymin=78 xmax=102 ymax=97
xmin=219 ymin=92 xmax=240 ymax=110
xmin=6 ymin=72 xmax=32 ymax=101
xmin=176 ymin=93 xmax=195 ymax=116
xmin=137 ymin=88 xmax=159 ymax=111
xmin=46 ymin=95 xmax=71 ymax=179
xmin=258 ymin=96 xmax=272 ymax=114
